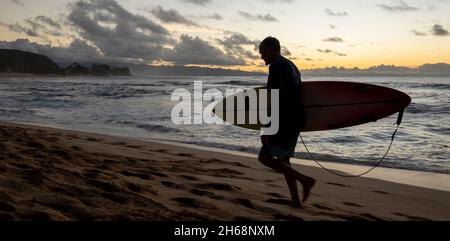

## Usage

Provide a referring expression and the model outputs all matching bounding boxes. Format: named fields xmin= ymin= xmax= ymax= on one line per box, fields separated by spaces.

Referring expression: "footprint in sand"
xmin=236 ymin=198 xmax=255 ymax=209
xmin=195 ymin=183 xmax=238 ymax=191
xmin=372 ymin=190 xmax=391 ymax=195
xmin=124 ymin=157 xmax=138 ymax=164
xmin=49 ymin=148 xmax=72 ymax=159
xmin=312 ymin=203 xmax=334 ymax=211
xmin=33 ymin=193 xmax=92 ymax=219
xmin=125 ymin=145 xmax=144 ymax=149
xmin=342 ymin=202 xmax=364 ymax=208
xmin=171 ymin=197 xmax=215 ymax=209
xmin=189 ymin=189 xmax=224 ymax=200
xmin=83 ymin=169 xmax=102 ymax=179
xmin=111 ymin=141 xmax=127 ymax=146
xmin=179 ymin=174 xmax=199 ymax=181
xmin=99 ymin=192 xmax=128 ymax=204
xmin=121 ymin=170 xmax=153 ymax=180
xmin=87 ymin=179 xmax=120 ymax=193
xmin=210 ymin=168 xmax=244 ymax=176
xmin=266 ymin=192 xmax=285 ymax=198
xmin=161 ymin=181 xmax=184 ymax=189
xmin=176 ymin=153 xmax=194 ymax=158
xmin=200 ymin=158 xmax=225 ymax=164
xmin=172 ymin=197 xmax=201 ymax=208
xmin=137 ymin=158 xmax=157 ymax=163
xmin=86 ymin=137 xmax=102 ymax=142
xmin=208 ymin=168 xmax=246 ymax=179
xmin=264 ymin=198 xmax=292 ymax=206
xmin=231 ymin=162 xmax=251 ymax=168
xmin=359 ymin=213 xmax=385 ymax=221
xmin=125 ymin=182 xmax=142 ymax=193
xmin=392 ymin=212 xmax=431 ymax=221
xmin=326 ymin=182 xmax=350 ymax=187
xmin=149 ymin=171 xmax=168 ymax=177
xmin=264 ymin=182 xmax=282 ymax=188
xmin=201 ymin=159 xmax=250 ymax=169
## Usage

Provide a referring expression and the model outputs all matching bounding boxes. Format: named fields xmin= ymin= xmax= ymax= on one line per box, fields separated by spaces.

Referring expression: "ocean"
xmin=0 ymin=75 xmax=448 ymax=174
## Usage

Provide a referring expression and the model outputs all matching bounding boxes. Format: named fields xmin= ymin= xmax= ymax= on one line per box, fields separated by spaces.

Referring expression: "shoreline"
xmin=144 ymin=138 xmax=450 ymax=192
xmin=1 ymin=121 xmax=449 ymax=220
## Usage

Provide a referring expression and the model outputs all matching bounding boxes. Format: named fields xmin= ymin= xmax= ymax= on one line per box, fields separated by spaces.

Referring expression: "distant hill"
xmin=0 ymin=49 xmax=131 ymax=76
xmin=129 ymin=64 xmax=265 ymax=77
xmin=61 ymin=62 xmax=131 ymax=76
xmin=303 ymin=64 xmax=450 ymax=76
xmin=0 ymin=49 xmax=60 ymax=75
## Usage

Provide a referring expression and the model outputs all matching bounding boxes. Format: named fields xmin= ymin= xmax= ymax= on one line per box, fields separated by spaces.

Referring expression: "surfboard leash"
xmin=298 ymin=110 xmax=404 ymax=178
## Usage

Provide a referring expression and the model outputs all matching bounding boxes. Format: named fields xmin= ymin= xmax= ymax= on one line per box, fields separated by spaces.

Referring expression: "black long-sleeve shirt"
xmin=267 ymin=56 xmax=304 ymax=135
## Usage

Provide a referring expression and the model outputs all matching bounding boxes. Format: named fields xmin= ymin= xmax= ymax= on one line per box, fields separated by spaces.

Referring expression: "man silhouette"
xmin=258 ymin=37 xmax=315 ymax=208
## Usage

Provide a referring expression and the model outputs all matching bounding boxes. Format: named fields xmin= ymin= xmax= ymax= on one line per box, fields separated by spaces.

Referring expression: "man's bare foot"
xmin=302 ymin=178 xmax=316 ymax=202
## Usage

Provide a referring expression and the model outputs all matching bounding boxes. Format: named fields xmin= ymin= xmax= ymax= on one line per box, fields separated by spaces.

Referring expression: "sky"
xmin=0 ymin=0 xmax=449 ymax=71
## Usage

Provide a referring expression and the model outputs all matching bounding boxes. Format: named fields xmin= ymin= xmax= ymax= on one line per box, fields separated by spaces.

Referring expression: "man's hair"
xmin=259 ymin=36 xmax=281 ymax=53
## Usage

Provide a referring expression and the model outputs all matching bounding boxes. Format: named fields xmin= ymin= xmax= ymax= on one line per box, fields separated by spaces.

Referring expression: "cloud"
xmin=317 ymin=49 xmax=332 ymax=53
xmin=378 ymin=1 xmax=419 ymax=12
xmin=150 ymin=6 xmax=199 ymax=26
xmin=180 ymin=0 xmax=212 ymax=6
xmin=218 ymin=32 xmax=258 ymax=46
xmin=0 ymin=34 xmax=245 ymax=66
xmin=217 ymin=32 xmax=259 ymax=60
xmin=281 ymin=46 xmax=291 ymax=56
xmin=68 ymin=0 xmax=172 ymax=61
xmin=199 ymin=13 xmax=223 ymax=20
xmin=431 ymin=24 xmax=449 ymax=36
xmin=10 ymin=0 xmax=24 ymax=6
xmin=1 ymin=15 xmax=63 ymax=38
xmin=35 ymin=16 xmax=62 ymax=30
xmin=1 ymin=22 xmax=38 ymax=37
xmin=324 ymin=8 xmax=348 ymax=17
xmin=238 ymin=11 xmax=278 ymax=22
xmin=166 ymin=34 xmax=245 ymax=65
xmin=323 ymin=36 xmax=344 ymax=42
xmin=2 ymin=0 xmax=251 ymax=66
xmin=410 ymin=30 xmax=427 ymax=36
xmin=317 ymin=48 xmax=346 ymax=57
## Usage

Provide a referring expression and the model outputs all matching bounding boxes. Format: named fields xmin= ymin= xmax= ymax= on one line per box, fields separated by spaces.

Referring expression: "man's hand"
xmin=261 ymin=135 xmax=270 ymax=146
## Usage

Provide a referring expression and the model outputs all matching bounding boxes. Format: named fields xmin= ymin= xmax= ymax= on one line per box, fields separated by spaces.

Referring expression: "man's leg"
xmin=259 ymin=151 xmax=315 ymax=202
xmin=281 ymin=157 xmax=302 ymax=207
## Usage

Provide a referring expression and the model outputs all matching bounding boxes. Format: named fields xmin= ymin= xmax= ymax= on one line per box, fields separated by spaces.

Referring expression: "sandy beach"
xmin=0 ymin=121 xmax=449 ymax=221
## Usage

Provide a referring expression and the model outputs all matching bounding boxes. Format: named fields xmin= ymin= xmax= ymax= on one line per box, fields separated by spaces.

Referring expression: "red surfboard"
xmin=213 ymin=81 xmax=412 ymax=132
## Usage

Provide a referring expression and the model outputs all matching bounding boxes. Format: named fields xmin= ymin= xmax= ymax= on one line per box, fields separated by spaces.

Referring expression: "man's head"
xmin=259 ymin=36 xmax=281 ymax=65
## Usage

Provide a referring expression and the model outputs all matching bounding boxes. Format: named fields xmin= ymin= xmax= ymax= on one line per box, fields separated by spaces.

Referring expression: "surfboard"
xmin=212 ymin=81 xmax=411 ymax=132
